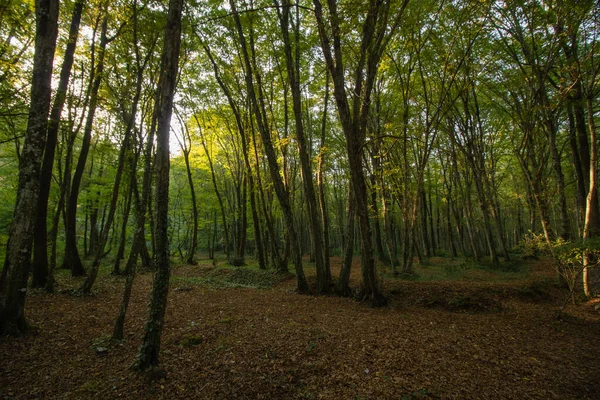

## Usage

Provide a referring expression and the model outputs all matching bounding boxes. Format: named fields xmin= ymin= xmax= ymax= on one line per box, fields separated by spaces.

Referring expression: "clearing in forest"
xmin=1 ymin=257 xmax=599 ymax=399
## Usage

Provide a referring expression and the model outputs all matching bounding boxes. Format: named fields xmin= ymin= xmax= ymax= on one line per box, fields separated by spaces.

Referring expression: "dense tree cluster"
xmin=0 ymin=0 xmax=599 ymax=368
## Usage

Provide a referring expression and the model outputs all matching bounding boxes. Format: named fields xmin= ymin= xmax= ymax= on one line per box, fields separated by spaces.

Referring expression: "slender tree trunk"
xmin=198 ymin=126 xmax=230 ymax=262
xmin=32 ymin=0 xmax=84 ymax=288
xmin=63 ymin=13 xmax=109 ymax=277
xmin=0 ymin=0 xmax=59 ymax=336
xmin=318 ymin=71 xmax=331 ymax=278
xmin=125 ymin=118 xmax=155 ymax=275
xmin=567 ymin=105 xmax=587 ymax=235
xmin=112 ymin=262 xmax=136 ymax=341
xmin=133 ymin=0 xmax=183 ymax=371
xmin=371 ymin=179 xmax=386 ymax=262
xmin=276 ymin=0 xmax=328 ymax=292
xmin=79 ymin=121 xmax=132 ymax=294
xmin=233 ymin=174 xmax=247 ymax=264
xmin=177 ymin=128 xmax=198 ymax=265
xmin=45 ymin=173 xmax=67 ymax=293
xmin=185 ymin=155 xmax=198 ymax=265
xmin=313 ymin=0 xmax=404 ymax=306
xmin=381 ymin=184 xmax=399 ymax=273
xmin=113 ymin=170 xmax=133 ymax=275
xmin=548 ymin=120 xmax=571 ymax=240
xmin=230 ymin=0 xmax=307 ymax=293
xmin=583 ymin=95 xmax=599 ymax=296
xmin=421 ymin=189 xmax=431 ymax=258
xmin=337 ymin=184 xmax=355 ymax=296
xmin=447 ymin=196 xmax=457 ymax=258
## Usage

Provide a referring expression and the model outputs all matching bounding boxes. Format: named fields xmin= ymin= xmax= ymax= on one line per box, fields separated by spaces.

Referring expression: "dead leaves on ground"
xmin=1 ymin=258 xmax=599 ymax=399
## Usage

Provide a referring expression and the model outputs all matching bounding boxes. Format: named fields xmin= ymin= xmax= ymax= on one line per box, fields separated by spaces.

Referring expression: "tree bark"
xmin=0 ymin=0 xmax=59 ymax=336
xmin=583 ymin=94 xmax=599 ymax=296
xmin=318 ymin=71 xmax=331 ymax=279
xmin=113 ymin=171 xmax=133 ymax=275
xmin=63 ymin=12 xmax=109 ymax=277
xmin=32 ymin=0 xmax=85 ymax=288
xmin=175 ymin=116 xmax=198 ymax=265
xmin=313 ymin=0 xmax=407 ymax=305
xmin=276 ymin=0 xmax=329 ymax=292
xmin=133 ymin=0 xmax=183 ymax=371
xmin=230 ymin=0 xmax=307 ymax=292
xmin=337 ymin=184 xmax=355 ymax=296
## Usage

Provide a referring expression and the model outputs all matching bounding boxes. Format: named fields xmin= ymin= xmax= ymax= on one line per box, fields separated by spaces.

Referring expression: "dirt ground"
xmin=1 ymin=257 xmax=599 ymax=399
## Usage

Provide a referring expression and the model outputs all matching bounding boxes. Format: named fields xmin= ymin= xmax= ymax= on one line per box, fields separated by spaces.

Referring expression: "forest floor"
xmin=1 ymin=256 xmax=600 ymax=399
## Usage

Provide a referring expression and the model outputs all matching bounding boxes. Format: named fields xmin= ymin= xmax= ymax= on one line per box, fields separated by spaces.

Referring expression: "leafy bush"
xmin=520 ymin=233 xmax=600 ymax=301
xmin=515 ymin=232 xmax=550 ymax=259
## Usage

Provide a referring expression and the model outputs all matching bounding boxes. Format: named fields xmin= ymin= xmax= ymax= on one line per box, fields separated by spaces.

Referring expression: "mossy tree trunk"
xmin=0 ymin=0 xmax=59 ymax=336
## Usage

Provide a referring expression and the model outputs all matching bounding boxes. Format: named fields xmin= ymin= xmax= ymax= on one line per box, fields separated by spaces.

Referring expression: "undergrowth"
xmin=384 ymin=257 xmax=529 ymax=283
xmin=172 ymin=264 xmax=284 ymax=289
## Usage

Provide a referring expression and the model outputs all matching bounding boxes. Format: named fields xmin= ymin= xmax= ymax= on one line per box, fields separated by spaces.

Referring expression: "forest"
xmin=1 ymin=0 xmax=600 ymax=398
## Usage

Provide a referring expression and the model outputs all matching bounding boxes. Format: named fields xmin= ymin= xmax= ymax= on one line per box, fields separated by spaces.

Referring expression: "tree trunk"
xmin=421 ymin=188 xmax=431 ymax=258
xmin=45 ymin=170 xmax=67 ymax=293
xmin=31 ymin=0 xmax=84 ymax=288
xmin=567 ymin=105 xmax=587 ymax=234
xmin=318 ymin=71 xmax=331 ymax=278
xmin=124 ymin=110 xmax=156 ymax=275
xmin=176 ymin=120 xmax=198 ymax=265
xmin=277 ymin=0 xmax=328 ymax=292
xmin=337 ymin=184 xmax=355 ymax=296
xmin=63 ymin=13 xmax=109 ymax=277
xmin=583 ymin=95 xmax=599 ymax=296
xmin=547 ymin=119 xmax=571 ymax=240
xmin=230 ymin=0 xmax=307 ymax=293
xmin=313 ymin=0 xmax=405 ymax=306
xmin=133 ymin=0 xmax=183 ymax=371
xmin=201 ymin=47 xmax=266 ymax=269
xmin=113 ymin=171 xmax=133 ymax=275
xmin=197 ymin=122 xmax=230 ymax=262
xmin=112 ymin=261 xmax=136 ymax=341
xmin=0 ymin=0 xmax=59 ymax=336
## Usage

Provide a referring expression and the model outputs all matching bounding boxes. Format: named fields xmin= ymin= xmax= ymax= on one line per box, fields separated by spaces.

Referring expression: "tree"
xmin=313 ymin=0 xmax=409 ymax=305
xmin=62 ymin=7 xmax=111 ymax=277
xmin=275 ymin=0 xmax=330 ymax=292
xmin=133 ymin=0 xmax=184 ymax=371
xmin=31 ymin=0 xmax=85 ymax=288
xmin=174 ymin=110 xmax=198 ymax=265
xmin=229 ymin=0 xmax=308 ymax=293
xmin=0 ymin=0 xmax=59 ymax=336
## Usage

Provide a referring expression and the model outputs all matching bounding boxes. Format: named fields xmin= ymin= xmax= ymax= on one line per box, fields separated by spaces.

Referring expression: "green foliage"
xmin=517 ymin=234 xmax=600 ymax=299
xmin=388 ymin=257 xmax=528 ymax=283
xmin=514 ymin=232 xmax=550 ymax=260
xmin=172 ymin=264 xmax=285 ymax=289
xmin=554 ymin=238 xmax=600 ymax=267
xmin=553 ymin=238 xmax=600 ymax=297
xmin=1 ymin=0 xmax=598 ymax=303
